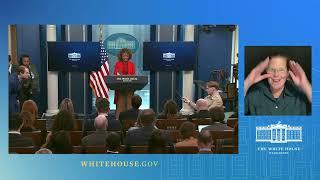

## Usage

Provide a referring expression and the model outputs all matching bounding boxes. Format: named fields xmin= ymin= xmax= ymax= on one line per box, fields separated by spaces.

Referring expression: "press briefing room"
xmin=8 ymin=24 xmax=239 ymax=154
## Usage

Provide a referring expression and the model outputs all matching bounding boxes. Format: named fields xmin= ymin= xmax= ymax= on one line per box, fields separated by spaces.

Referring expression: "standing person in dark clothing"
xmin=20 ymin=54 xmax=39 ymax=94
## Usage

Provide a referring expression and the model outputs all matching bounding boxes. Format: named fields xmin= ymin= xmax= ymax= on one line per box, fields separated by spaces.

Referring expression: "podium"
xmin=106 ymin=75 xmax=148 ymax=119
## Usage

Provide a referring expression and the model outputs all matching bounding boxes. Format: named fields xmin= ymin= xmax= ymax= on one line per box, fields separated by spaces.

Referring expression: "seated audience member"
xmin=106 ymin=132 xmax=121 ymax=154
xmin=148 ymin=129 xmax=167 ymax=154
xmin=46 ymin=130 xmax=73 ymax=154
xmin=21 ymin=99 xmax=38 ymax=128
xmin=51 ymin=110 xmax=75 ymax=132
xmin=197 ymin=130 xmax=213 ymax=154
xmin=245 ymin=54 xmax=311 ymax=115
xmin=84 ymin=97 xmax=120 ymax=132
xmin=35 ymin=148 xmax=52 ymax=154
xmin=9 ymin=113 xmax=34 ymax=147
xmin=183 ymin=81 xmax=223 ymax=111
xmin=201 ymin=107 xmax=232 ymax=132
xmin=175 ymin=122 xmax=198 ymax=147
xmin=59 ymin=98 xmax=78 ymax=118
xmin=47 ymin=98 xmax=77 ymax=129
xmin=125 ymin=109 xmax=158 ymax=146
xmin=81 ymin=115 xmax=108 ymax=148
xmin=119 ymin=94 xmax=142 ymax=125
xmin=157 ymin=100 xmax=182 ymax=119
xmin=188 ymin=99 xmax=210 ymax=120
xmin=43 ymin=110 xmax=75 ymax=148
xmin=20 ymin=111 xmax=37 ymax=132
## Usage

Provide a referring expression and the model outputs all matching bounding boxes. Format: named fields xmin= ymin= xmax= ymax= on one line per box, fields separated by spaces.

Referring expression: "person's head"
xmin=131 ymin=94 xmax=142 ymax=109
xmin=19 ymin=54 xmax=31 ymax=67
xmin=47 ymin=131 xmax=72 ymax=154
xmin=51 ymin=110 xmax=74 ymax=131
xmin=197 ymin=130 xmax=212 ymax=149
xmin=209 ymin=106 xmax=225 ymax=123
xmin=148 ymin=129 xmax=166 ymax=153
xmin=95 ymin=97 xmax=110 ymax=113
xmin=59 ymin=98 xmax=74 ymax=115
xmin=9 ymin=113 xmax=23 ymax=131
xmin=21 ymin=111 xmax=34 ymax=129
xmin=196 ymin=99 xmax=208 ymax=111
xmin=18 ymin=65 xmax=29 ymax=79
xmin=163 ymin=100 xmax=178 ymax=116
xmin=266 ymin=53 xmax=290 ymax=94
xmin=117 ymin=48 xmax=132 ymax=62
xmin=21 ymin=100 xmax=38 ymax=125
xmin=179 ymin=122 xmax=196 ymax=139
xmin=106 ymin=132 xmax=121 ymax=152
xmin=138 ymin=109 xmax=156 ymax=127
xmin=206 ymin=81 xmax=219 ymax=95
xmin=94 ymin=115 xmax=108 ymax=131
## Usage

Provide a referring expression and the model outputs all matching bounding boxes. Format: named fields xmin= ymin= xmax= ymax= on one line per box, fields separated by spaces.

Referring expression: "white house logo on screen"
xmin=162 ymin=52 xmax=175 ymax=61
xmin=104 ymin=33 xmax=139 ymax=56
xmin=256 ymin=121 xmax=302 ymax=144
xmin=68 ymin=52 xmax=81 ymax=61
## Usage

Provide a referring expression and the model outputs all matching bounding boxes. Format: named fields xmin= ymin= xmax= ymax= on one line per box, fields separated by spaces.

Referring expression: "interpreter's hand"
xmin=289 ymin=60 xmax=312 ymax=103
xmin=182 ymin=97 xmax=190 ymax=104
xmin=244 ymin=57 xmax=273 ymax=95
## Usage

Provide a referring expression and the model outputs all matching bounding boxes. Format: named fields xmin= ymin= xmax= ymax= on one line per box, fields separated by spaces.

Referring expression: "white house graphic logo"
xmin=68 ymin=52 xmax=81 ymax=61
xmin=256 ymin=121 xmax=302 ymax=143
xmin=162 ymin=52 xmax=175 ymax=61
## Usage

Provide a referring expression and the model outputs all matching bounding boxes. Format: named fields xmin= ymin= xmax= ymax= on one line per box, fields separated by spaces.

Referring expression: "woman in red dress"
xmin=113 ymin=48 xmax=136 ymax=105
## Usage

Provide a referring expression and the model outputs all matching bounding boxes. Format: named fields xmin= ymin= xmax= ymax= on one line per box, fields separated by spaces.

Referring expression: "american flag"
xmin=89 ymin=26 xmax=109 ymax=99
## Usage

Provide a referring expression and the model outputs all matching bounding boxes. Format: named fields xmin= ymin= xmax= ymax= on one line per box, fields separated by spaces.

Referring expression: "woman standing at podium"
xmin=113 ymin=48 xmax=136 ymax=118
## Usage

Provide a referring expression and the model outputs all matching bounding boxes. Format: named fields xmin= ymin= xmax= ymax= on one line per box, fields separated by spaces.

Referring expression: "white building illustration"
xmin=107 ymin=38 xmax=135 ymax=49
xmin=256 ymin=121 xmax=302 ymax=143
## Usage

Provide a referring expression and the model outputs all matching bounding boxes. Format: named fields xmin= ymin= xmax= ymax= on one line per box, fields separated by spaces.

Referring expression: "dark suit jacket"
xmin=119 ymin=108 xmax=140 ymax=124
xmin=9 ymin=133 xmax=34 ymax=147
xmin=9 ymin=72 xmax=20 ymax=114
xmin=125 ymin=126 xmax=172 ymax=146
xmin=83 ymin=112 xmax=121 ymax=133
xmin=201 ymin=122 xmax=233 ymax=132
xmin=81 ymin=130 xmax=108 ymax=147
xmin=188 ymin=110 xmax=210 ymax=120
xmin=125 ymin=126 xmax=156 ymax=146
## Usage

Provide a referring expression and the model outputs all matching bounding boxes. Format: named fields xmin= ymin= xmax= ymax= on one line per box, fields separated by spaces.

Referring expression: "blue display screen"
xmin=48 ymin=42 xmax=101 ymax=72
xmin=143 ymin=42 xmax=196 ymax=71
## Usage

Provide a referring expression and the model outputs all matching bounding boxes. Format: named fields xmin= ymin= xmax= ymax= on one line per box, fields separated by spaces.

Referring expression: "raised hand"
xmin=288 ymin=60 xmax=312 ymax=103
xmin=182 ymin=97 xmax=190 ymax=104
xmin=244 ymin=57 xmax=273 ymax=95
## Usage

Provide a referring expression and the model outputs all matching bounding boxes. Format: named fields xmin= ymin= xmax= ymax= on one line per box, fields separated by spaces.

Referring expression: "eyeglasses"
xmin=266 ymin=67 xmax=287 ymax=75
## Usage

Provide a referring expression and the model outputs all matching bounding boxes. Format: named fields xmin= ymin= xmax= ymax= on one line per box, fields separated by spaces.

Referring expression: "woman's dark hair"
xmin=47 ymin=130 xmax=72 ymax=154
xmin=95 ymin=97 xmax=110 ymax=113
xmin=131 ymin=94 xmax=142 ymax=109
xmin=179 ymin=122 xmax=196 ymax=139
xmin=51 ymin=110 xmax=75 ymax=131
xmin=117 ymin=48 xmax=133 ymax=61
xmin=106 ymin=132 xmax=121 ymax=152
xmin=163 ymin=100 xmax=178 ymax=118
xmin=148 ymin=129 xmax=166 ymax=153
xmin=19 ymin=54 xmax=30 ymax=65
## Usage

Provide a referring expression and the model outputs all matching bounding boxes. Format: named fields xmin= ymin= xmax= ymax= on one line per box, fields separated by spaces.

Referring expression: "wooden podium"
xmin=106 ymin=75 xmax=148 ymax=119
